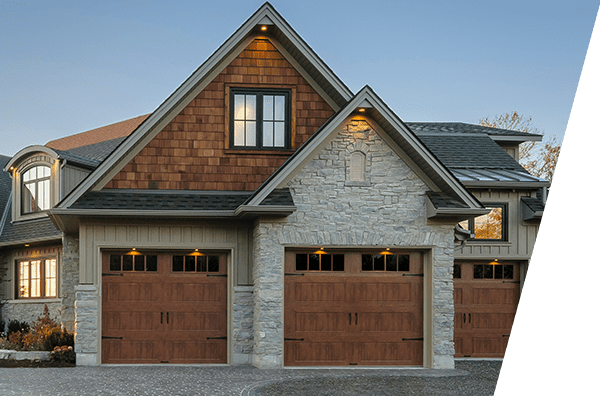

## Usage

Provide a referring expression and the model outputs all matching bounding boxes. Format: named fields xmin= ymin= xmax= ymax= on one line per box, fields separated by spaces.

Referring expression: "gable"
xmin=104 ymin=38 xmax=334 ymax=191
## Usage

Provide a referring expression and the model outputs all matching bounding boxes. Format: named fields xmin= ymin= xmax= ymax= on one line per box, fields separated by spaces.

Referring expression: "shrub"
xmin=49 ymin=345 xmax=75 ymax=363
xmin=7 ymin=320 xmax=30 ymax=337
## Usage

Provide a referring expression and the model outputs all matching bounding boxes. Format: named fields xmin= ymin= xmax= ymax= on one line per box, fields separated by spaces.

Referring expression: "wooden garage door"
xmin=284 ymin=250 xmax=423 ymax=366
xmin=453 ymin=261 xmax=520 ymax=358
xmin=101 ymin=251 xmax=227 ymax=364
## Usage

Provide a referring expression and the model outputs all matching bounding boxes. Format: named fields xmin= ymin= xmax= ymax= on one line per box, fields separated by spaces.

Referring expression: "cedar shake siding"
xmin=105 ymin=38 xmax=335 ymax=191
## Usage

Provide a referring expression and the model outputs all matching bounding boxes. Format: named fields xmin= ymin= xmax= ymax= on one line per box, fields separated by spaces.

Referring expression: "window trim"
xmin=15 ymin=256 xmax=59 ymax=300
xmin=228 ymin=87 xmax=292 ymax=150
xmin=460 ymin=203 xmax=508 ymax=242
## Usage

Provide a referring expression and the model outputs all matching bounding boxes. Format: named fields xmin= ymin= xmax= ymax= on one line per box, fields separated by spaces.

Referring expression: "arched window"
xmin=21 ymin=165 xmax=51 ymax=214
xmin=349 ymin=152 xmax=366 ymax=181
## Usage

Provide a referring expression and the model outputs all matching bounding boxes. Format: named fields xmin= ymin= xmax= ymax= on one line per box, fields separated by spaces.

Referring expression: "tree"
xmin=479 ymin=111 xmax=561 ymax=183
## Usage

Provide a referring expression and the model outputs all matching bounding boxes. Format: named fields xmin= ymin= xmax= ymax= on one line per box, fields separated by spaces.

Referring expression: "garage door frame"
xmin=97 ymin=245 xmax=235 ymax=365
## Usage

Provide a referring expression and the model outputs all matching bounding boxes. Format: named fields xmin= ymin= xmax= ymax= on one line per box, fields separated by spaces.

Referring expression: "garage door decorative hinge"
xmin=503 ymin=280 xmax=520 ymax=284
xmin=402 ymin=273 xmax=424 ymax=277
xmin=284 ymin=337 xmax=304 ymax=341
xmin=102 ymin=336 xmax=123 ymax=340
xmin=402 ymin=337 xmax=424 ymax=341
xmin=206 ymin=336 xmax=227 ymax=340
xmin=207 ymin=274 xmax=227 ymax=277
xmin=102 ymin=273 xmax=123 ymax=277
xmin=284 ymin=273 xmax=305 ymax=276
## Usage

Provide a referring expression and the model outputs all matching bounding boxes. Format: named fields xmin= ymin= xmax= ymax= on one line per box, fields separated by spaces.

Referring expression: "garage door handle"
xmin=167 ymin=312 xmax=169 ymax=324
xmin=463 ymin=313 xmax=466 ymax=323
xmin=161 ymin=312 xmax=163 ymax=324
xmin=349 ymin=313 xmax=352 ymax=325
xmin=355 ymin=313 xmax=358 ymax=325
xmin=469 ymin=313 xmax=471 ymax=323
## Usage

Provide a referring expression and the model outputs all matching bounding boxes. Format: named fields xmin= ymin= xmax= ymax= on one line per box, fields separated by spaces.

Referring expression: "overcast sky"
xmin=1 ymin=0 xmax=598 ymax=156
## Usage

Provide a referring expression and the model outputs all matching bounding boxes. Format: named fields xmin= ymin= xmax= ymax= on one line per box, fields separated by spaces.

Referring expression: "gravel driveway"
xmin=0 ymin=360 xmax=500 ymax=396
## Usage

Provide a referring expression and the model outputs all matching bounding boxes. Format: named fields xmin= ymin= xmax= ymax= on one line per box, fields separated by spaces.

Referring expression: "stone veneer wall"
xmin=232 ymin=286 xmax=254 ymax=364
xmin=251 ymin=119 xmax=456 ymax=368
xmin=73 ymin=285 xmax=98 ymax=365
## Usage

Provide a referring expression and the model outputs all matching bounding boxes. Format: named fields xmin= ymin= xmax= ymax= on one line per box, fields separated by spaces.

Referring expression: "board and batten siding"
xmin=60 ymin=165 xmax=91 ymax=200
xmin=455 ymin=189 xmax=540 ymax=260
xmin=78 ymin=221 xmax=252 ymax=286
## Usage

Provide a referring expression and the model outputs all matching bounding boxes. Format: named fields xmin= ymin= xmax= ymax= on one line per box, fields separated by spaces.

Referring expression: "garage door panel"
xmin=168 ymin=311 xmax=226 ymax=332
xmin=356 ymin=282 xmax=413 ymax=302
xmin=472 ymin=287 xmax=518 ymax=305
xmin=106 ymin=282 xmax=162 ymax=302
xmin=293 ymin=282 xmax=346 ymax=302
xmin=357 ymin=312 xmax=418 ymax=333
xmin=104 ymin=311 xmax=160 ymax=332
xmin=289 ymin=342 xmax=347 ymax=365
xmin=472 ymin=313 xmax=514 ymax=330
xmin=472 ymin=336 xmax=509 ymax=357
xmin=103 ymin=340 xmax=162 ymax=363
xmin=168 ymin=282 xmax=226 ymax=302
xmin=168 ymin=340 xmax=226 ymax=364
xmin=294 ymin=312 xmax=350 ymax=332
xmin=358 ymin=342 xmax=422 ymax=365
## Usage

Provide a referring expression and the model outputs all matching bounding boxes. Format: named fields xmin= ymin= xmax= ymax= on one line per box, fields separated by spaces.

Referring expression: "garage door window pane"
xmin=122 ymin=255 xmax=133 ymax=271
xmin=321 ymin=254 xmax=332 ymax=271
xmin=185 ymin=256 xmax=196 ymax=272
xmin=134 ymin=255 xmax=145 ymax=271
xmin=398 ymin=255 xmax=410 ymax=271
xmin=373 ymin=255 xmax=385 ymax=271
xmin=362 ymin=254 xmax=373 ymax=271
xmin=386 ymin=255 xmax=397 ymax=272
xmin=296 ymin=254 xmax=307 ymax=271
xmin=503 ymin=265 xmax=514 ymax=279
xmin=146 ymin=255 xmax=157 ymax=272
xmin=196 ymin=256 xmax=207 ymax=272
xmin=173 ymin=256 xmax=184 ymax=272
xmin=110 ymin=255 xmax=121 ymax=271
xmin=208 ymin=256 xmax=219 ymax=272
xmin=453 ymin=264 xmax=461 ymax=279
xmin=309 ymin=254 xmax=320 ymax=271
xmin=333 ymin=255 xmax=344 ymax=271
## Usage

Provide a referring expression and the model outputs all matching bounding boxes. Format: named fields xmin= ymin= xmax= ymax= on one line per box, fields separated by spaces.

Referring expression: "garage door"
xmin=284 ymin=250 xmax=423 ymax=366
xmin=101 ymin=251 xmax=227 ymax=364
xmin=453 ymin=261 xmax=520 ymax=358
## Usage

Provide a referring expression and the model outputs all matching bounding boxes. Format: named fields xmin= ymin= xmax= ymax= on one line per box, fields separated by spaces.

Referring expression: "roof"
xmin=407 ymin=122 xmax=543 ymax=142
xmin=45 ymin=114 xmax=149 ymax=150
xmin=0 ymin=155 xmax=11 ymax=218
xmin=0 ymin=201 xmax=62 ymax=247
xmin=64 ymin=137 xmax=127 ymax=163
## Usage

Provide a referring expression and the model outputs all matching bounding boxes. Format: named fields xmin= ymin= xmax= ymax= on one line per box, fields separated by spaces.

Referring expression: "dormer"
xmin=3 ymin=145 xmax=98 ymax=223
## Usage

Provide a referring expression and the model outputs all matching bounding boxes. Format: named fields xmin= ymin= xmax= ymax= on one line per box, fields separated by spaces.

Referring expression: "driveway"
xmin=0 ymin=360 xmax=500 ymax=396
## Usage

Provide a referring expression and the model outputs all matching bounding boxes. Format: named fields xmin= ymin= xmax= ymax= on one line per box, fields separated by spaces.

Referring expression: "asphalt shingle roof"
xmin=417 ymin=134 xmax=527 ymax=171
xmin=0 ymin=201 xmax=62 ymax=246
xmin=406 ymin=122 xmax=539 ymax=138
xmin=65 ymin=137 xmax=126 ymax=162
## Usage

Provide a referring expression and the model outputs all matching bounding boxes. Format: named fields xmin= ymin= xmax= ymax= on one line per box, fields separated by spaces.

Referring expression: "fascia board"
xmin=234 ymin=205 xmax=296 ymax=216
xmin=51 ymin=208 xmax=238 ymax=218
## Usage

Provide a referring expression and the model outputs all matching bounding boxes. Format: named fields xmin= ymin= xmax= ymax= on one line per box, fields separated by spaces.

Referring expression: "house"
xmin=0 ymin=3 xmax=548 ymax=368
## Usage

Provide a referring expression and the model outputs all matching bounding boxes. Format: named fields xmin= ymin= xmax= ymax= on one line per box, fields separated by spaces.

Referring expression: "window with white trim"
xmin=17 ymin=258 xmax=57 ymax=299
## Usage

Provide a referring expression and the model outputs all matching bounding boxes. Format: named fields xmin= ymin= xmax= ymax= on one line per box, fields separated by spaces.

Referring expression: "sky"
xmin=0 ymin=0 xmax=598 ymax=157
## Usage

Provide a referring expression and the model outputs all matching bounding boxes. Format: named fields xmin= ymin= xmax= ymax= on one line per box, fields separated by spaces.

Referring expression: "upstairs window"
xmin=459 ymin=205 xmax=506 ymax=241
xmin=230 ymin=88 xmax=291 ymax=149
xmin=21 ymin=165 xmax=51 ymax=214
